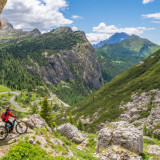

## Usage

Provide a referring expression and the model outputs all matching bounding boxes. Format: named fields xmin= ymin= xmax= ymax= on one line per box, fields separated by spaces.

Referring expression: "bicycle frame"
xmin=12 ymin=119 xmax=16 ymax=128
xmin=6 ymin=118 xmax=17 ymax=130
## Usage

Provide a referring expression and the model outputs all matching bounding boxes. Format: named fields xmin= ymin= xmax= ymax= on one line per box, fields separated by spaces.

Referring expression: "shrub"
xmin=2 ymin=141 xmax=53 ymax=160
xmin=77 ymin=119 xmax=85 ymax=131
xmin=68 ymin=112 xmax=74 ymax=125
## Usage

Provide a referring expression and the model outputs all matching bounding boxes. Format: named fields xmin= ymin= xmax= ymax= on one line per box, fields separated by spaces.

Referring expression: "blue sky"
xmin=65 ymin=0 xmax=160 ymax=44
xmin=2 ymin=0 xmax=160 ymax=44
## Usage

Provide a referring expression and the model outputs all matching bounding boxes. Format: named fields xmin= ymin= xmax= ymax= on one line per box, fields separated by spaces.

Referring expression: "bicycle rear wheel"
xmin=16 ymin=122 xmax=28 ymax=134
xmin=0 ymin=126 xmax=8 ymax=140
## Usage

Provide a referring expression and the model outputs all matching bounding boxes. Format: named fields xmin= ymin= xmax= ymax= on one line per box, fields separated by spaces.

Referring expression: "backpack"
xmin=1 ymin=111 xmax=7 ymax=121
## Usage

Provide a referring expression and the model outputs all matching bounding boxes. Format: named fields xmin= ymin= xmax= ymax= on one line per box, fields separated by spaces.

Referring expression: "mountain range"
xmin=96 ymin=35 xmax=160 ymax=82
xmin=1 ymin=18 xmax=160 ymax=105
xmin=93 ymin=32 xmax=131 ymax=48
xmin=0 ymin=19 xmax=103 ymax=105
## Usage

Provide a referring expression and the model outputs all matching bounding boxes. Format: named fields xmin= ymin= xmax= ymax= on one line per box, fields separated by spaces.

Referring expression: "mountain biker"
xmin=4 ymin=105 xmax=17 ymax=133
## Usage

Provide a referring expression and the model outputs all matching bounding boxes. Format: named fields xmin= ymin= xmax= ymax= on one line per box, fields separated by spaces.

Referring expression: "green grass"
xmin=2 ymin=141 xmax=55 ymax=160
xmin=70 ymin=145 xmax=99 ymax=160
xmin=87 ymin=134 xmax=98 ymax=152
xmin=0 ymin=85 xmax=11 ymax=93
xmin=15 ymin=90 xmax=41 ymax=110
xmin=56 ymin=48 xmax=160 ymax=132
xmin=142 ymin=138 xmax=160 ymax=160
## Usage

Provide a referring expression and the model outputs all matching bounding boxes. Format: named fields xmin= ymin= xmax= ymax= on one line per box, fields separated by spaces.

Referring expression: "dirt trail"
xmin=0 ymin=92 xmax=28 ymax=113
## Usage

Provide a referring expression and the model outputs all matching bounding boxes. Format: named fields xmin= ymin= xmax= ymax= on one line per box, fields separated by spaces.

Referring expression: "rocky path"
xmin=0 ymin=91 xmax=70 ymax=113
xmin=31 ymin=94 xmax=70 ymax=107
xmin=0 ymin=91 xmax=28 ymax=113
xmin=31 ymin=94 xmax=56 ymax=105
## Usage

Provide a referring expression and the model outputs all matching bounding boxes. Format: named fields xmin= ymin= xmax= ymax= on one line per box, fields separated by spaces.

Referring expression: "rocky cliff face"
xmin=27 ymin=27 xmax=103 ymax=90
xmin=119 ymin=89 xmax=160 ymax=135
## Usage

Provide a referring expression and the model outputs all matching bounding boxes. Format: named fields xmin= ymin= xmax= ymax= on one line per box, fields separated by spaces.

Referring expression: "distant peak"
xmin=0 ymin=18 xmax=12 ymax=26
xmin=94 ymin=32 xmax=131 ymax=48
xmin=0 ymin=18 xmax=14 ymax=30
xmin=52 ymin=27 xmax=73 ymax=35
xmin=0 ymin=18 xmax=9 ymax=23
xmin=31 ymin=28 xmax=41 ymax=34
xmin=114 ymin=32 xmax=130 ymax=36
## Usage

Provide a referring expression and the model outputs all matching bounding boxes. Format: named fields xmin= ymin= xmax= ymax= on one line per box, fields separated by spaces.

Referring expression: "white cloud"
xmin=143 ymin=13 xmax=160 ymax=19
xmin=151 ymin=21 xmax=160 ymax=23
xmin=142 ymin=0 xmax=154 ymax=4
xmin=2 ymin=0 xmax=73 ymax=31
xmin=87 ymin=22 xmax=155 ymax=44
xmin=72 ymin=26 xmax=78 ymax=31
xmin=86 ymin=33 xmax=110 ymax=45
xmin=71 ymin=15 xmax=83 ymax=20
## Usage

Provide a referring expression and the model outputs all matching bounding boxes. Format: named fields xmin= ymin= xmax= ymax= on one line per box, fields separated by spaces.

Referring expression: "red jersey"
xmin=5 ymin=109 xmax=16 ymax=122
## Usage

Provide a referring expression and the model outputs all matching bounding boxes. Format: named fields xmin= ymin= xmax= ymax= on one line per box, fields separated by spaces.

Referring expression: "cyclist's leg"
xmin=6 ymin=120 xmax=13 ymax=132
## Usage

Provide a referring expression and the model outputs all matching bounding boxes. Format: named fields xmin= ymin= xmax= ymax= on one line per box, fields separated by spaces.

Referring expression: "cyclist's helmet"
xmin=6 ymin=105 xmax=11 ymax=109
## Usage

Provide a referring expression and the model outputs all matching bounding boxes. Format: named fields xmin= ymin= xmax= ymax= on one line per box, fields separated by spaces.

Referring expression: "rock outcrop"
xmin=95 ymin=145 xmax=143 ymax=160
xmin=96 ymin=121 xmax=143 ymax=154
xmin=120 ymin=90 xmax=154 ymax=122
xmin=22 ymin=114 xmax=52 ymax=133
xmin=52 ymin=26 xmax=73 ymax=35
xmin=147 ymin=145 xmax=160 ymax=156
xmin=57 ymin=123 xmax=84 ymax=144
xmin=119 ymin=90 xmax=160 ymax=134
xmin=147 ymin=106 xmax=160 ymax=130
xmin=0 ymin=0 xmax=6 ymax=14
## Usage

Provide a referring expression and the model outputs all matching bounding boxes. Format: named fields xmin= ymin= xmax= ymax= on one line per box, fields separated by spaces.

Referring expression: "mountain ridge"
xmin=0 ymin=18 xmax=41 ymax=44
xmin=93 ymin=32 xmax=131 ymax=48
xmin=0 ymin=23 xmax=103 ymax=105
xmin=96 ymin=35 xmax=160 ymax=83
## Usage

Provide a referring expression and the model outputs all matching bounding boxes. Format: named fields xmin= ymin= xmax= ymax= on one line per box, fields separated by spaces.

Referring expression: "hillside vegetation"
xmin=0 ymin=26 xmax=102 ymax=105
xmin=96 ymin=35 xmax=160 ymax=83
xmin=58 ymin=48 xmax=160 ymax=132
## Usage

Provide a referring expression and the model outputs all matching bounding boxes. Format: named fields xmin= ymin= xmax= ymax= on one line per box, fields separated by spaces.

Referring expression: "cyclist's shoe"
xmin=9 ymin=130 xmax=14 ymax=134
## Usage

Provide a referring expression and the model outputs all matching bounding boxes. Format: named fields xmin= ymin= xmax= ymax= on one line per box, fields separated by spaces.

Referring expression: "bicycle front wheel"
xmin=16 ymin=122 xmax=28 ymax=134
xmin=0 ymin=126 xmax=8 ymax=140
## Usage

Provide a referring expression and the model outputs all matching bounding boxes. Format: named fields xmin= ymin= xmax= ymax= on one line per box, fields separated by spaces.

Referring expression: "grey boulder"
xmin=57 ymin=123 xmax=84 ymax=144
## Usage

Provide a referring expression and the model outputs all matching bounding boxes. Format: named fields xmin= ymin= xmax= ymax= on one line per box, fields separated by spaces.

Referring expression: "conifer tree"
xmin=77 ymin=118 xmax=84 ymax=131
xmin=40 ymin=97 xmax=56 ymax=129
xmin=68 ymin=112 xmax=74 ymax=125
xmin=143 ymin=123 xmax=147 ymax=136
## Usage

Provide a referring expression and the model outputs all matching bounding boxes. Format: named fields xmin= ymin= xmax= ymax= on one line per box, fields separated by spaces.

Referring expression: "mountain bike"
xmin=0 ymin=118 xmax=28 ymax=140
